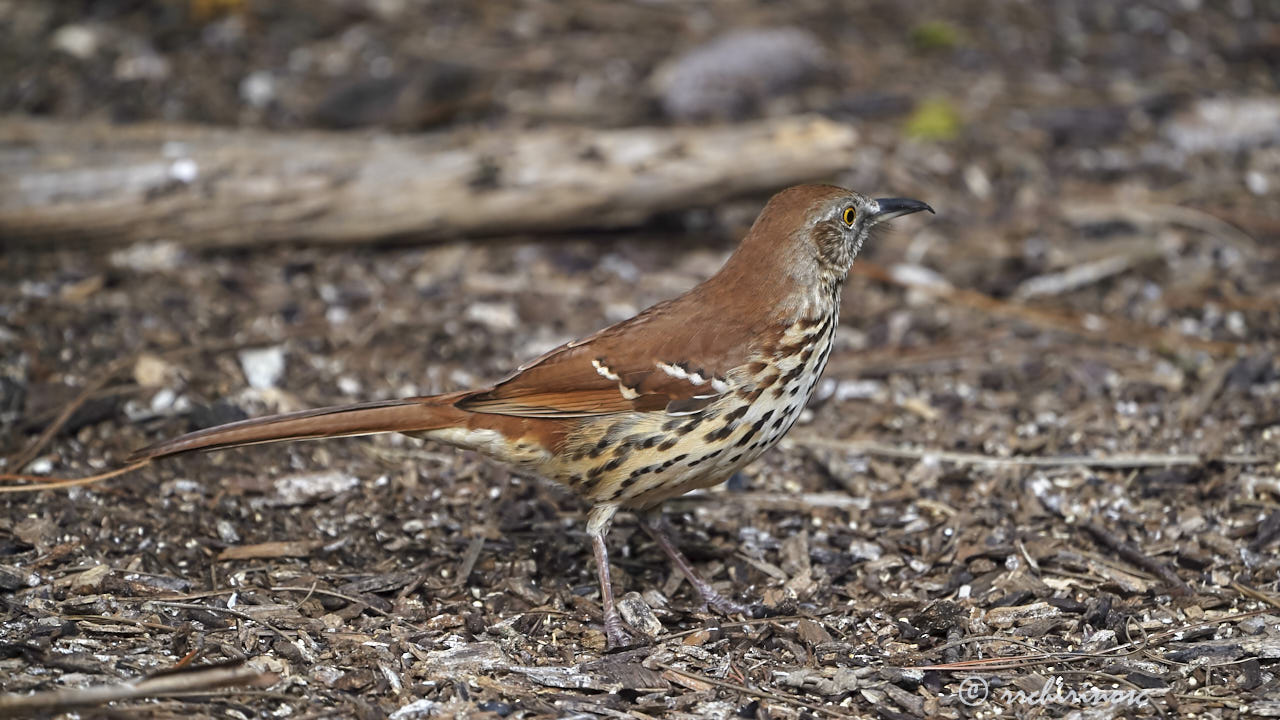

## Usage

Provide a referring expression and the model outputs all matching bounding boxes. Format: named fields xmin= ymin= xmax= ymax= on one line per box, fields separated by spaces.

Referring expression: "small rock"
xmin=421 ymin=641 xmax=509 ymax=673
xmin=464 ymin=301 xmax=519 ymax=331
xmin=682 ymin=628 xmax=715 ymax=646
xmin=110 ymin=241 xmax=184 ymax=272
xmin=797 ymin=618 xmax=833 ymax=647
xmin=14 ymin=516 xmax=55 ymax=550
xmin=0 ymin=564 xmax=36 ymax=591
xmin=652 ymin=28 xmax=827 ymax=120
xmin=133 ymin=354 xmax=172 ymax=388
xmin=1245 ymin=170 xmax=1270 ymax=196
xmin=912 ymin=600 xmax=965 ymax=635
xmin=1239 ymin=615 xmax=1276 ymax=636
xmin=270 ymin=471 xmax=360 ymax=506
xmin=149 ymin=388 xmax=177 ymax=414
xmin=51 ymin=24 xmax=101 ymax=59
xmin=240 ymin=70 xmax=277 ymax=108
xmin=984 ymin=601 xmax=1062 ymax=628
xmin=239 ymin=346 xmax=286 ymax=389
xmin=216 ymin=519 xmax=241 ymax=544
xmin=847 ymin=540 xmax=883 ymax=562
xmin=1164 ymin=97 xmax=1280 ymax=153
xmin=390 ymin=699 xmax=445 ymax=720
xmin=1082 ymin=628 xmax=1117 ymax=651
xmin=618 ymin=591 xmax=664 ymax=638
xmin=114 ymin=49 xmax=170 ymax=81
xmin=68 ymin=565 xmax=112 ymax=594
xmin=312 ymin=665 xmax=345 ymax=686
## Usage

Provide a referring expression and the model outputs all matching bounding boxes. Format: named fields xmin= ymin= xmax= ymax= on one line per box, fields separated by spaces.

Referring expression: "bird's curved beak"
xmin=870 ymin=197 xmax=934 ymax=223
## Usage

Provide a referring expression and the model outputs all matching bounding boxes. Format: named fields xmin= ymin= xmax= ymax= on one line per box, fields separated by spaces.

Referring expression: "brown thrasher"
xmin=131 ymin=185 xmax=932 ymax=647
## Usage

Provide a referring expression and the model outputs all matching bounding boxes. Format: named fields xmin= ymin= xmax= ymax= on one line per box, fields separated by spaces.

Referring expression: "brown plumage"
xmin=132 ymin=184 xmax=932 ymax=647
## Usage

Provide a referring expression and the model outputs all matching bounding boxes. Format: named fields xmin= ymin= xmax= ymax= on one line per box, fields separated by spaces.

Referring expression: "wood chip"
xmin=217 ymin=540 xmax=325 ymax=560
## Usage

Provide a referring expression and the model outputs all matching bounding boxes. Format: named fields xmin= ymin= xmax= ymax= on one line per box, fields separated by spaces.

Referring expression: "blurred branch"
xmin=0 ymin=115 xmax=856 ymax=249
xmin=0 ymin=663 xmax=275 ymax=715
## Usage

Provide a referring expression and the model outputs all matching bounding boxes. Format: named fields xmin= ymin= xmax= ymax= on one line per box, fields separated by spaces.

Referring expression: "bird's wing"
xmin=458 ymin=297 xmax=758 ymax=418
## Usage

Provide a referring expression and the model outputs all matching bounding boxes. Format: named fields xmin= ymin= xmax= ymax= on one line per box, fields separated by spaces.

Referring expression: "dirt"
xmin=2 ymin=1 xmax=1279 ymax=718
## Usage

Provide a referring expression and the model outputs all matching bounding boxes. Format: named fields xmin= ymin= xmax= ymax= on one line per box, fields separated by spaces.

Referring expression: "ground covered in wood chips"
xmin=3 ymin=1 xmax=1280 ymax=718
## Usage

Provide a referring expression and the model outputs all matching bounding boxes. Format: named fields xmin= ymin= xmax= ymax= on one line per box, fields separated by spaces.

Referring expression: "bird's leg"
xmin=640 ymin=511 xmax=750 ymax=616
xmin=587 ymin=504 xmax=632 ymax=648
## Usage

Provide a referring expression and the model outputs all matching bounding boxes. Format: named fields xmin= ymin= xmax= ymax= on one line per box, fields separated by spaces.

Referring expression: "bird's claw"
xmin=603 ymin=613 xmax=634 ymax=649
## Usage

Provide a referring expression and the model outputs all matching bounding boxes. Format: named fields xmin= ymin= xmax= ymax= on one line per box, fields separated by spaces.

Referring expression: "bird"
xmin=129 ymin=184 xmax=933 ymax=647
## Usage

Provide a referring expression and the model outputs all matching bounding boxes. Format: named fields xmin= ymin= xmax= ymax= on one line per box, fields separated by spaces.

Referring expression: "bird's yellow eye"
xmin=842 ymin=207 xmax=856 ymax=226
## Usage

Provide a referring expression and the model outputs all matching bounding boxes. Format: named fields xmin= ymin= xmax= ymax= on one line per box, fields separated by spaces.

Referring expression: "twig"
xmin=6 ymin=354 xmax=135 ymax=471
xmin=0 ymin=664 xmax=275 ymax=714
xmin=269 ymin=585 xmax=394 ymax=617
xmin=454 ymin=537 xmax=485 ymax=586
xmin=1 ymin=323 xmax=328 ymax=490
xmin=791 ymin=435 xmax=1272 ymax=468
xmin=1230 ymin=581 xmax=1280 ymax=611
xmin=910 ymin=610 xmax=1272 ymax=671
xmin=652 ymin=662 xmax=854 ymax=718
xmin=0 ymin=460 xmax=152 ymax=494
xmin=147 ymin=601 xmax=292 ymax=641
xmin=1079 ymin=521 xmax=1194 ymax=597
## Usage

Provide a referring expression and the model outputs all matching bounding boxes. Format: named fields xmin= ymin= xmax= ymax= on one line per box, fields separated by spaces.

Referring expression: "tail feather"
xmin=129 ymin=395 xmax=464 ymax=462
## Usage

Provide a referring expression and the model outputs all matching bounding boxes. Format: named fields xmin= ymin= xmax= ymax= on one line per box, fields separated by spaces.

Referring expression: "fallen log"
xmin=0 ymin=115 xmax=857 ymax=249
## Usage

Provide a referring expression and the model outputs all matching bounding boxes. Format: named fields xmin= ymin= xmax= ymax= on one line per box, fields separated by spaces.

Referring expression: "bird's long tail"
xmin=128 ymin=393 xmax=469 ymax=462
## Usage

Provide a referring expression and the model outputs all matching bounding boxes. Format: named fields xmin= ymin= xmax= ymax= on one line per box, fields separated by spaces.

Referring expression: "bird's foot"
xmin=699 ymin=587 xmax=753 ymax=617
xmin=603 ymin=610 xmax=634 ymax=649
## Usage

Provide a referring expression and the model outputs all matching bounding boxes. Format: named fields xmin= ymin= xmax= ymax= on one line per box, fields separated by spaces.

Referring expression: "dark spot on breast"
xmin=735 ymin=413 xmax=773 ymax=446
xmin=748 ymin=361 xmax=769 ymax=375
xmin=588 ymin=435 xmax=612 ymax=458
xmin=781 ymin=363 xmax=807 ymax=386
xmin=759 ymin=373 xmax=780 ymax=388
xmin=727 ymin=452 xmax=744 ymax=464
xmin=603 ymin=455 xmax=627 ymax=472
xmin=657 ymin=438 xmax=679 ymax=451
xmin=703 ymin=405 xmax=746 ymax=442
xmin=662 ymin=418 xmax=682 ymax=432
xmin=679 ymin=417 xmax=704 ymax=433
xmin=660 ymin=453 xmax=689 ymax=469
